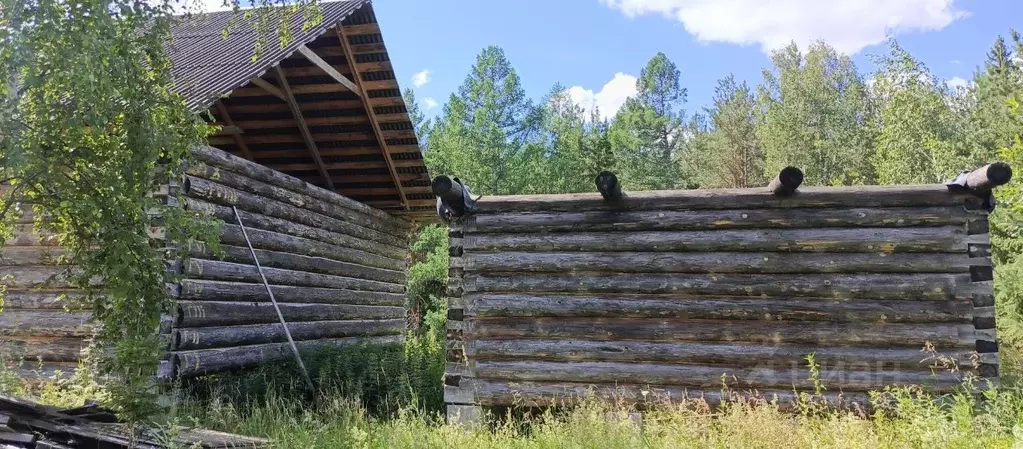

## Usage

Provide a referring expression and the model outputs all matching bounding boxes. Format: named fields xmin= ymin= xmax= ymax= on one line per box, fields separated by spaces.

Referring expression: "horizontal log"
xmin=175 ymin=301 xmax=404 ymax=328
xmin=186 ymin=196 xmax=406 ymax=260
xmin=964 ymin=163 xmax=1012 ymax=193
xmin=470 ymin=339 xmax=975 ymax=371
xmin=463 ymin=273 xmax=968 ymax=301
xmin=191 ymin=244 xmax=404 ymax=284
xmin=471 ymin=318 xmax=975 ymax=349
xmin=768 ymin=166 xmax=804 ymax=196
xmin=14 ymin=362 xmax=80 ymax=381
xmin=190 ymin=145 xmax=410 ymax=229
xmin=0 ymin=246 xmax=68 ymax=266
xmin=184 ymin=259 xmax=404 ymax=293
xmin=0 ymin=310 xmax=94 ymax=337
xmin=463 ymin=227 xmax=966 ymax=254
xmin=473 ymin=360 xmax=962 ymax=392
xmin=0 ymin=266 xmax=74 ymax=289
xmin=464 ymin=293 xmax=972 ymax=323
xmin=218 ymin=224 xmax=404 ymax=271
xmin=172 ymin=319 xmax=405 ymax=351
xmin=0 ymin=291 xmax=84 ymax=310
xmin=178 ymin=279 xmax=405 ymax=306
xmin=457 ymin=378 xmax=873 ymax=408
xmin=184 ymin=177 xmax=407 ymax=250
xmin=187 ymin=161 xmax=410 ymax=239
xmin=0 ymin=336 xmax=86 ymax=362
xmin=464 ymin=207 xmax=970 ymax=233
xmin=463 ymin=252 xmax=972 ymax=274
xmin=172 ymin=334 xmax=403 ymax=378
xmin=474 ymin=185 xmax=979 ymax=213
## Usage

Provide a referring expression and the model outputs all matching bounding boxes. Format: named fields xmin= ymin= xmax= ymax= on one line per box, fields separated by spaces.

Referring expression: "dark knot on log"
xmin=595 ymin=171 xmax=623 ymax=201
xmin=768 ymin=167 xmax=804 ymax=196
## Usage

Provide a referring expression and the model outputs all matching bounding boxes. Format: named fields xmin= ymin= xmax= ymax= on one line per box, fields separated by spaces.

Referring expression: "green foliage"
xmin=407 ymin=225 xmax=448 ymax=333
xmin=0 ymin=0 xmax=222 ymax=420
xmin=757 ymin=42 xmax=875 ymax=186
xmin=693 ymin=75 xmax=766 ymax=188
xmin=870 ymin=40 xmax=971 ymax=184
xmin=610 ymin=53 xmax=694 ymax=190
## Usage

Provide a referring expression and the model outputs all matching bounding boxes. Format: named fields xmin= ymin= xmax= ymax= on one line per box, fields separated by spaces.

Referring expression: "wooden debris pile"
xmin=0 ymin=394 xmax=267 ymax=448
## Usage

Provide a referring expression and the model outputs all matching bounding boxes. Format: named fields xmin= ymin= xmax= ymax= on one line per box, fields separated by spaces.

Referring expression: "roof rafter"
xmin=213 ymin=101 xmax=254 ymax=161
xmin=248 ymin=77 xmax=287 ymax=102
xmin=272 ymin=65 xmax=336 ymax=191
xmin=336 ymin=24 xmax=409 ymax=210
xmin=296 ymin=45 xmax=362 ymax=97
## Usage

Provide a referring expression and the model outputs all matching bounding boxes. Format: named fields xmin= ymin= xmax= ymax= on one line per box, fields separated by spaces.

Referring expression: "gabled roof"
xmin=168 ymin=0 xmax=367 ymax=111
xmin=166 ymin=1 xmax=436 ymax=219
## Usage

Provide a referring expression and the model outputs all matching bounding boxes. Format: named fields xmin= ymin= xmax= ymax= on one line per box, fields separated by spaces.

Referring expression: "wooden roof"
xmin=167 ymin=0 xmax=435 ymax=219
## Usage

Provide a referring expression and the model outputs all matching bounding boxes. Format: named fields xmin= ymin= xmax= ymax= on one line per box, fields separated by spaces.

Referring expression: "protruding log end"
xmin=768 ymin=166 xmax=804 ymax=196
xmin=965 ymin=163 xmax=1013 ymax=193
xmin=434 ymin=176 xmax=472 ymax=221
xmin=595 ymin=171 xmax=623 ymax=201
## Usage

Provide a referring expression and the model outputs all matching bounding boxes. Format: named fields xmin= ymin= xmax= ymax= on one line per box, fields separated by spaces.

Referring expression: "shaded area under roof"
xmin=166 ymin=0 xmax=436 ymax=219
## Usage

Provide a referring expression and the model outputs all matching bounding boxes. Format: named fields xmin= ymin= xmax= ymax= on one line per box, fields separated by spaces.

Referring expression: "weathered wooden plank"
xmin=465 ymin=293 xmax=972 ymax=323
xmin=190 ymin=145 xmax=410 ymax=229
xmin=463 ymin=227 xmax=966 ymax=253
xmin=184 ymin=177 xmax=408 ymax=250
xmin=175 ymin=301 xmax=404 ymax=328
xmin=178 ymin=279 xmax=405 ymax=306
xmin=463 ymin=273 xmax=968 ymax=301
xmin=184 ymin=259 xmax=404 ymax=293
xmin=474 ymin=185 xmax=978 ymax=213
xmin=0 ymin=247 xmax=68 ymax=266
xmin=191 ymin=243 xmax=405 ymax=284
xmin=0 ymin=310 xmax=93 ymax=337
xmin=0 ymin=336 xmax=86 ymax=362
xmin=461 ymin=378 xmax=875 ymax=408
xmin=218 ymin=224 xmax=405 ymax=271
xmin=187 ymin=197 xmax=406 ymax=260
xmin=187 ymin=162 xmax=408 ymax=239
xmin=474 ymin=360 xmax=963 ymax=391
xmin=172 ymin=335 xmax=403 ymax=378
xmin=463 ymin=252 xmax=972 ymax=274
xmin=172 ymin=319 xmax=405 ymax=351
xmin=470 ymin=339 xmax=975 ymax=371
xmin=471 ymin=318 xmax=976 ymax=349
xmin=465 ymin=207 xmax=970 ymax=233
xmin=0 ymin=266 xmax=75 ymax=289
xmin=0 ymin=291 xmax=83 ymax=310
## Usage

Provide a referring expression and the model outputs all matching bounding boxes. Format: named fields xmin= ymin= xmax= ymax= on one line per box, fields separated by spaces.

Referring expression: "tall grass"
xmin=173 ymin=383 xmax=1023 ymax=448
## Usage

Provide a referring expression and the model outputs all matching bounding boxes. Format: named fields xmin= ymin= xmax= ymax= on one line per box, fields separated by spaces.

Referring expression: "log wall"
xmin=0 ymin=208 xmax=93 ymax=380
xmin=445 ymin=185 xmax=997 ymax=410
xmin=163 ymin=145 xmax=414 ymax=378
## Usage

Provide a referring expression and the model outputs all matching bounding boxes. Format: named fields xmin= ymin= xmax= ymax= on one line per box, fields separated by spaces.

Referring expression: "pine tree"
xmin=609 ymin=53 xmax=691 ymax=190
xmin=699 ymin=75 xmax=765 ymax=188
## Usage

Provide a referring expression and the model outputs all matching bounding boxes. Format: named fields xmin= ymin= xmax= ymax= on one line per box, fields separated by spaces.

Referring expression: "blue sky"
xmin=367 ymin=0 xmax=1023 ymax=120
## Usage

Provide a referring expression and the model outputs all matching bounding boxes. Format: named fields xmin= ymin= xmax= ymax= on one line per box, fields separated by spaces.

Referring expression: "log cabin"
xmin=0 ymin=0 xmax=434 ymax=381
xmin=441 ymin=165 xmax=1008 ymax=422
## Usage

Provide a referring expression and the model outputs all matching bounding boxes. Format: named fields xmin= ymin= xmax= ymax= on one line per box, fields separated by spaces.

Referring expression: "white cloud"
xmin=422 ymin=97 xmax=439 ymax=109
xmin=164 ymin=0 xmax=233 ymax=14
xmin=945 ymin=76 xmax=973 ymax=90
xmin=601 ymin=0 xmax=968 ymax=54
xmin=411 ymin=70 xmax=431 ymax=88
xmin=566 ymin=73 xmax=638 ymax=120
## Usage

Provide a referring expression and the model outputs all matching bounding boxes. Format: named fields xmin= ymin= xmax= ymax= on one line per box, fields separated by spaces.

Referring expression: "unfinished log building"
xmin=444 ymin=172 xmax=1003 ymax=419
xmin=1 ymin=0 xmax=434 ymax=380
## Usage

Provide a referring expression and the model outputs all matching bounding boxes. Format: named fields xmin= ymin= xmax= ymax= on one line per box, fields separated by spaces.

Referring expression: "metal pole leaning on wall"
xmin=232 ymin=205 xmax=315 ymax=393
xmin=768 ymin=166 xmax=804 ymax=196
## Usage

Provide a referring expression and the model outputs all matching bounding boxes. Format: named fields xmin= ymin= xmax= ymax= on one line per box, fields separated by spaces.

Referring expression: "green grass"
xmin=170 ymin=384 xmax=1023 ymax=449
